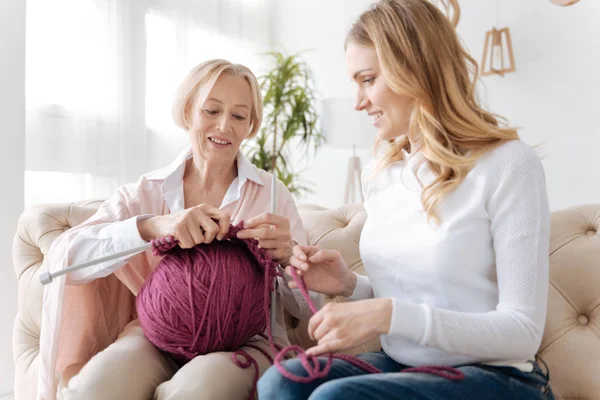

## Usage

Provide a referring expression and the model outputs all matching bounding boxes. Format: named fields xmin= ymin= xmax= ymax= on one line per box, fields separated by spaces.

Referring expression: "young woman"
xmin=258 ymin=1 xmax=554 ymax=399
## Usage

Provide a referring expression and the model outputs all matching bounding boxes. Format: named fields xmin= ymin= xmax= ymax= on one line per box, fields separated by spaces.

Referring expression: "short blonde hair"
xmin=347 ymin=0 xmax=519 ymax=224
xmin=172 ymin=59 xmax=263 ymax=138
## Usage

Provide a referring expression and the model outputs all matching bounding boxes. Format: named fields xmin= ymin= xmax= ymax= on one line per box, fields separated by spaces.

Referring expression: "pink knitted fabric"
xmin=138 ymin=223 xmax=464 ymax=399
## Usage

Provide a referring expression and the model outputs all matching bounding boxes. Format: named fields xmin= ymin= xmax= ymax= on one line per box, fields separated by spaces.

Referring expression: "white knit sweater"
xmin=351 ymin=140 xmax=550 ymax=370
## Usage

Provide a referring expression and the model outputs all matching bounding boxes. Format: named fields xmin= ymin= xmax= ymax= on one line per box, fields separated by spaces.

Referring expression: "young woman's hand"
xmin=285 ymin=245 xmax=357 ymax=297
xmin=305 ymin=298 xmax=393 ymax=356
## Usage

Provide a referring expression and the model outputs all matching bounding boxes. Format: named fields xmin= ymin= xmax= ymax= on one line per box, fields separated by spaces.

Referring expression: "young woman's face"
xmin=189 ymin=73 xmax=253 ymax=163
xmin=346 ymin=42 xmax=413 ymax=142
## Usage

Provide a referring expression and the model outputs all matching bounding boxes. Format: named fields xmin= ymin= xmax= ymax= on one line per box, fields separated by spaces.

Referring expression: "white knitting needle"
xmin=270 ymin=172 xmax=278 ymax=333
xmin=41 ymin=180 xmax=281 ymax=294
xmin=39 ymin=242 xmax=154 ymax=285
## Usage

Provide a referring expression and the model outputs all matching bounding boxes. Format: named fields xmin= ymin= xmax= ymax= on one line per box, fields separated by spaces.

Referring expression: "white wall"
xmin=272 ymin=0 xmax=374 ymax=208
xmin=456 ymin=0 xmax=600 ymax=211
xmin=273 ymin=0 xmax=600 ymax=211
xmin=0 ymin=0 xmax=25 ymax=395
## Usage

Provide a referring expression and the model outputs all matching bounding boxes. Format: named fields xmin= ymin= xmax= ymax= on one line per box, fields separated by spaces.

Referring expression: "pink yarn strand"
xmin=401 ymin=365 xmax=465 ymax=380
xmin=231 ymin=350 xmax=260 ymax=400
xmin=269 ymin=257 xmax=465 ymax=383
xmin=146 ymin=222 xmax=464 ymax=400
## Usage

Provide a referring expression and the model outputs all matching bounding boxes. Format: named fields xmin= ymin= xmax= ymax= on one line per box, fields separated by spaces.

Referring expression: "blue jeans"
xmin=257 ymin=351 xmax=555 ymax=400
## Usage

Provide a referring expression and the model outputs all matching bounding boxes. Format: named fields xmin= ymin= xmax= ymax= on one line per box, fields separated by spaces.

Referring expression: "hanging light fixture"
xmin=480 ymin=28 xmax=515 ymax=77
xmin=550 ymin=0 xmax=580 ymax=5
xmin=480 ymin=0 xmax=516 ymax=77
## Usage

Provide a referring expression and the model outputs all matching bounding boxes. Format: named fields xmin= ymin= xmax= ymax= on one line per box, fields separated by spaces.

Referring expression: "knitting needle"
xmin=39 ymin=242 xmax=155 ymax=285
xmin=270 ymin=172 xmax=278 ymax=335
xmin=41 ymin=183 xmax=281 ymax=294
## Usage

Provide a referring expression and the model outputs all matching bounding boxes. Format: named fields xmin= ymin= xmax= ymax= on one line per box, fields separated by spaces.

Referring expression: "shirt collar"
xmin=236 ymin=149 xmax=264 ymax=187
xmin=145 ymin=146 xmax=264 ymax=211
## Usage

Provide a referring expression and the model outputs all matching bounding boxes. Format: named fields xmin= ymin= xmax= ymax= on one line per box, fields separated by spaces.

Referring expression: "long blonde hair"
xmin=347 ymin=0 xmax=519 ymax=223
xmin=172 ymin=59 xmax=263 ymax=139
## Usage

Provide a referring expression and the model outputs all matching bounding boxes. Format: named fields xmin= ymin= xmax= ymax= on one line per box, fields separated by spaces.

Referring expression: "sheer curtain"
xmin=25 ymin=0 xmax=272 ymax=208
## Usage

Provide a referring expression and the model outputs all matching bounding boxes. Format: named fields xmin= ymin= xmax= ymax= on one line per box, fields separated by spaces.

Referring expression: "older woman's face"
xmin=189 ymin=73 xmax=253 ymax=163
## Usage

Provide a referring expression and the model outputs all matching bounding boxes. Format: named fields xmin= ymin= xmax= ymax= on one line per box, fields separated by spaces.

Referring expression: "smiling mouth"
xmin=370 ymin=112 xmax=383 ymax=123
xmin=208 ymin=137 xmax=231 ymax=145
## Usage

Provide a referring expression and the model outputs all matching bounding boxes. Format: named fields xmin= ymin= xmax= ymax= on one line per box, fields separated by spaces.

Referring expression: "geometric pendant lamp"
xmin=480 ymin=27 xmax=516 ymax=77
xmin=550 ymin=0 xmax=580 ymax=5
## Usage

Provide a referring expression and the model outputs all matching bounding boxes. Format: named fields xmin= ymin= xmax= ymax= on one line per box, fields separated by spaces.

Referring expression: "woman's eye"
xmin=204 ymin=109 xmax=220 ymax=115
xmin=233 ymin=114 xmax=247 ymax=121
xmin=363 ymin=77 xmax=375 ymax=85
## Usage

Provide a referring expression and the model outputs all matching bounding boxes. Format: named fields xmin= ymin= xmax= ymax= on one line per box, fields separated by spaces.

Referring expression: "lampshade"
xmin=320 ymin=96 xmax=377 ymax=149
xmin=480 ymin=27 xmax=516 ymax=77
xmin=550 ymin=0 xmax=580 ymax=5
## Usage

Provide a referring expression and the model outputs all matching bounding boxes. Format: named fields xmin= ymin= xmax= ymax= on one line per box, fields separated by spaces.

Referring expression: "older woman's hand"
xmin=236 ymin=213 xmax=294 ymax=265
xmin=138 ymin=204 xmax=231 ymax=249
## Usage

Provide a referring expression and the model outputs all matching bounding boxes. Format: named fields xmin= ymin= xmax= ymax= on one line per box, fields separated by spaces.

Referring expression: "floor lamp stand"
xmin=343 ymin=145 xmax=363 ymax=204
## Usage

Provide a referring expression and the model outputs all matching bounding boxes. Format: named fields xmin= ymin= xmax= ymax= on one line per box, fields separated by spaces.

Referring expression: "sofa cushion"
xmin=539 ymin=205 xmax=600 ymax=399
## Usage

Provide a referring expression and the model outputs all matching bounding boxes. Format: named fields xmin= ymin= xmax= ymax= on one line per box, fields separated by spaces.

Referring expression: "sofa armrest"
xmin=12 ymin=200 xmax=102 ymax=400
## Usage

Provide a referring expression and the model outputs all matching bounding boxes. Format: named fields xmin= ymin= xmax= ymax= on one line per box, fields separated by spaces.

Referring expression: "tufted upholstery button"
xmin=585 ymin=230 xmax=596 ymax=236
xmin=577 ymin=315 xmax=589 ymax=325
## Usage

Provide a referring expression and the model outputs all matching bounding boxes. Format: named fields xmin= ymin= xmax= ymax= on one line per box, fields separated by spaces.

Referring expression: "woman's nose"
xmin=216 ymin=114 xmax=231 ymax=132
xmin=354 ymin=92 xmax=368 ymax=111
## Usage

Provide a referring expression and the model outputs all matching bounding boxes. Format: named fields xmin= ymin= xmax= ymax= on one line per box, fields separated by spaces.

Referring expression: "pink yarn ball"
xmin=136 ymin=240 xmax=267 ymax=365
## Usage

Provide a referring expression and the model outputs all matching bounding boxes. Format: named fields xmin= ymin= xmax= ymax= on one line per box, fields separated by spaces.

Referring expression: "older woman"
xmin=38 ymin=59 xmax=322 ymax=400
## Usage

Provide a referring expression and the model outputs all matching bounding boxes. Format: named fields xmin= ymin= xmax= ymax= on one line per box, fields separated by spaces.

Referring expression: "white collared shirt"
xmin=147 ymin=146 xmax=265 ymax=212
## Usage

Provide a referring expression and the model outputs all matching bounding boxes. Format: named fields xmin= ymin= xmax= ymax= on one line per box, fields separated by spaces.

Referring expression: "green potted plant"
xmin=244 ymin=51 xmax=324 ymax=197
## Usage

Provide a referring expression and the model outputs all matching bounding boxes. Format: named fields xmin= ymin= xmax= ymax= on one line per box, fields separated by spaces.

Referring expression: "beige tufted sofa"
xmin=12 ymin=201 xmax=600 ymax=399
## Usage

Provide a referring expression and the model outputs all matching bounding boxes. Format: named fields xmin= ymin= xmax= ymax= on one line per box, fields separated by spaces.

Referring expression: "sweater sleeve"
xmin=387 ymin=142 xmax=551 ymax=360
xmin=347 ymin=272 xmax=374 ymax=301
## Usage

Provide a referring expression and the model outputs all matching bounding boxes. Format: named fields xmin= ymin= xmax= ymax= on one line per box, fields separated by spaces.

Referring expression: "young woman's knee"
xmin=257 ymin=359 xmax=310 ymax=398
xmin=309 ymin=381 xmax=351 ymax=400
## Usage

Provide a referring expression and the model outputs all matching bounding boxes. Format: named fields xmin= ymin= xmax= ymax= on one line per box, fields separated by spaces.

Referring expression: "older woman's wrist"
xmin=137 ymin=217 xmax=156 ymax=242
xmin=278 ymin=239 xmax=295 ymax=267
